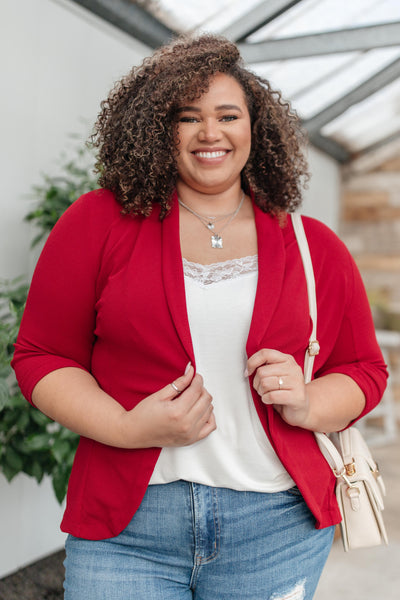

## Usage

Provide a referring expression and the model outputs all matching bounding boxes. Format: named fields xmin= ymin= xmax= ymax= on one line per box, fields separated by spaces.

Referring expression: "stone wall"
xmin=340 ymin=154 xmax=400 ymax=415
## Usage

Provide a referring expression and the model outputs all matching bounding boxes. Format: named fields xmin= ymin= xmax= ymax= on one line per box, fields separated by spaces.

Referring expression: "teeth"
xmin=195 ymin=151 xmax=227 ymax=158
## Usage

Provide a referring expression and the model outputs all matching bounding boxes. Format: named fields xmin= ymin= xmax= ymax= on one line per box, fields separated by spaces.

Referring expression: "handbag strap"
xmin=291 ymin=214 xmax=318 ymax=384
xmin=291 ymin=213 xmax=345 ymax=475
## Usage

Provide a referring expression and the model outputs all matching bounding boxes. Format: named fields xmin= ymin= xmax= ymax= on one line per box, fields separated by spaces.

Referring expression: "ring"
xmin=278 ymin=376 xmax=284 ymax=390
xmin=171 ymin=382 xmax=180 ymax=393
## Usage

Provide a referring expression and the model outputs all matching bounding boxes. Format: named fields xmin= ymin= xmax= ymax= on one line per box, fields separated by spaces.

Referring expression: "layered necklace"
xmin=178 ymin=192 xmax=245 ymax=249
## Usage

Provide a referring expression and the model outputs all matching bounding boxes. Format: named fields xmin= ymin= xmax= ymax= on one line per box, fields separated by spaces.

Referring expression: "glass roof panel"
xmin=253 ymin=54 xmax=357 ymax=104
xmin=154 ymin=0 xmax=262 ymax=33
xmin=195 ymin=0 xmax=264 ymax=32
xmin=288 ymin=48 xmax=400 ymax=119
xmin=321 ymin=78 xmax=400 ymax=152
xmin=149 ymin=0 xmax=400 ymax=159
xmin=247 ymin=0 xmax=400 ymax=42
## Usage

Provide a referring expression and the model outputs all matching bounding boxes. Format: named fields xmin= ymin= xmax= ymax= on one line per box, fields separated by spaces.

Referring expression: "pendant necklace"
xmin=178 ymin=192 xmax=245 ymax=249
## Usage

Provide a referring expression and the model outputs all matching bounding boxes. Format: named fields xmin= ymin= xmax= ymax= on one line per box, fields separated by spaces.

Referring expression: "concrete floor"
xmin=315 ymin=436 xmax=400 ymax=600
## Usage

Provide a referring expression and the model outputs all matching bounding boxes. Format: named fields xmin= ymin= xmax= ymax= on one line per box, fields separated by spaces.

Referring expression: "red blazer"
xmin=12 ymin=189 xmax=387 ymax=539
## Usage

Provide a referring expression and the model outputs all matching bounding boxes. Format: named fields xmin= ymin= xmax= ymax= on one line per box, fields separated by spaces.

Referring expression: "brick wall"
xmin=340 ymin=154 xmax=400 ymax=413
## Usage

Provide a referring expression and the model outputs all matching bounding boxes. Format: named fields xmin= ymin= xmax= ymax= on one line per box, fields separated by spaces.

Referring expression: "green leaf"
xmin=0 ymin=366 xmax=12 ymax=378
xmin=52 ymin=464 xmax=70 ymax=504
xmin=4 ymin=446 xmax=24 ymax=471
xmin=6 ymin=393 xmax=27 ymax=409
xmin=27 ymin=460 xmax=45 ymax=484
xmin=51 ymin=439 xmax=71 ymax=464
xmin=31 ymin=409 xmax=52 ymax=427
xmin=24 ymin=433 xmax=52 ymax=451
xmin=1 ymin=462 xmax=20 ymax=482
xmin=11 ymin=437 xmax=32 ymax=455
xmin=59 ymin=427 xmax=79 ymax=441
xmin=16 ymin=410 xmax=30 ymax=430
xmin=0 ymin=379 xmax=10 ymax=410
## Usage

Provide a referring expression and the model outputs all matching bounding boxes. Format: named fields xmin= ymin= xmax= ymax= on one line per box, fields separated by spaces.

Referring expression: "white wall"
xmin=0 ymin=474 xmax=66 ymax=578
xmin=302 ymin=146 xmax=342 ymax=231
xmin=1 ymin=0 xmax=150 ymax=280
xmin=1 ymin=0 xmax=149 ymax=577
xmin=0 ymin=0 xmax=341 ymax=577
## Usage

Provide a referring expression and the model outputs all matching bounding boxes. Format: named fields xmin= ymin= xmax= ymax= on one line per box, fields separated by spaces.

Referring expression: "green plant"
xmin=0 ymin=140 xmax=98 ymax=502
xmin=0 ymin=279 xmax=79 ymax=502
xmin=25 ymin=141 xmax=98 ymax=247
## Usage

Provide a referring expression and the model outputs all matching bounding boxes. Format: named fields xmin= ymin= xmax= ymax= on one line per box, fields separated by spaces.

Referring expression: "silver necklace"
xmin=178 ymin=192 xmax=245 ymax=249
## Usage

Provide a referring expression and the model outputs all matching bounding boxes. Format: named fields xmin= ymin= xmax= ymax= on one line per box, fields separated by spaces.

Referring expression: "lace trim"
xmin=183 ymin=255 xmax=258 ymax=286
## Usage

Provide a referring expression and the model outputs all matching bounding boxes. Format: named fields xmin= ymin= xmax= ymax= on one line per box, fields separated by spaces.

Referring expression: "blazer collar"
xmin=162 ymin=192 xmax=286 ymax=363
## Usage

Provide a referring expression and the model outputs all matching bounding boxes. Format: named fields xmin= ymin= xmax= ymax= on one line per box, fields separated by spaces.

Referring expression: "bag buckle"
xmin=308 ymin=340 xmax=320 ymax=356
xmin=346 ymin=483 xmax=361 ymax=511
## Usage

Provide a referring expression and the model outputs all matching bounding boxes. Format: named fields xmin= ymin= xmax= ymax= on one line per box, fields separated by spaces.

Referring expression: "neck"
xmin=176 ymin=184 xmax=244 ymax=215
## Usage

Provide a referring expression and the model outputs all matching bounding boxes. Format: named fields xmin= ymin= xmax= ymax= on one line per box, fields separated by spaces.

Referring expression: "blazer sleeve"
xmin=307 ymin=218 xmax=388 ymax=420
xmin=11 ymin=189 xmax=120 ymax=404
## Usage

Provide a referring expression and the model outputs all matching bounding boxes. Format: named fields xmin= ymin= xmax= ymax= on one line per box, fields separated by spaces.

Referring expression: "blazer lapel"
xmin=246 ymin=203 xmax=286 ymax=356
xmin=162 ymin=192 xmax=195 ymax=364
xmin=162 ymin=193 xmax=286 ymax=363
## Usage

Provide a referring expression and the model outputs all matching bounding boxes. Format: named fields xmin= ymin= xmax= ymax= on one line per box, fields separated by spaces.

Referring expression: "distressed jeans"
xmin=64 ymin=480 xmax=334 ymax=600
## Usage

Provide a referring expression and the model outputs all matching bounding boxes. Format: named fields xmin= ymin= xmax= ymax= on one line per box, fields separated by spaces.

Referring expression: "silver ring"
xmin=278 ymin=376 xmax=284 ymax=390
xmin=171 ymin=382 xmax=180 ymax=393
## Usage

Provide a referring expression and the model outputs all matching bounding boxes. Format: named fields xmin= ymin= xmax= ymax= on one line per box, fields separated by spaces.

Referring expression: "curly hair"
xmin=92 ymin=34 xmax=309 ymax=218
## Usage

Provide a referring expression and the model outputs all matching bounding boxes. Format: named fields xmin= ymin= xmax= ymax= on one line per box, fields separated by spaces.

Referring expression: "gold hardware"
xmin=371 ymin=464 xmax=380 ymax=480
xmin=308 ymin=340 xmax=320 ymax=356
xmin=345 ymin=461 xmax=356 ymax=477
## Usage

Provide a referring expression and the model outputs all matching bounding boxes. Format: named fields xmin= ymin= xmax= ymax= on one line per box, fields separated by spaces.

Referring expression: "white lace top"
xmin=149 ymin=256 xmax=294 ymax=492
xmin=182 ymin=254 xmax=258 ymax=286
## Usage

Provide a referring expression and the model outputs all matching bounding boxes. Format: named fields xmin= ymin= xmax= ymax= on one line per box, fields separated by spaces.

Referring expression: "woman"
xmin=12 ymin=34 xmax=387 ymax=599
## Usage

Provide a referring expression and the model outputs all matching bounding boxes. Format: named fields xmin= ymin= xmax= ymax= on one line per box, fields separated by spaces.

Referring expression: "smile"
xmin=193 ymin=150 xmax=228 ymax=158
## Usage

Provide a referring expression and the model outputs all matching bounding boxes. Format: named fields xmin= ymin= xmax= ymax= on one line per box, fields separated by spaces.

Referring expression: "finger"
xmin=253 ymin=373 xmax=289 ymax=396
xmin=183 ymin=387 xmax=213 ymax=421
xmin=158 ymin=364 xmax=195 ymax=400
xmin=245 ymin=349 xmax=288 ymax=377
xmin=172 ymin=389 xmax=214 ymax=446
xmin=259 ymin=390 xmax=293 ymax=406
xmin=196 ymin=410 xmax=217 ymax=441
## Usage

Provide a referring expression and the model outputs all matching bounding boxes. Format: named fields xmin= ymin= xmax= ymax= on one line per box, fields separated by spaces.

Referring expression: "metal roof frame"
xmin=69 ymin=0 xmax=173 ymax=48
xmin=238 ymin=22 xmax=400 ymax=62
xmin=304 ymin=57 xmax=400 ymax=135
xmin=307 ymin=133 xmax=350 ymax=163
xmin=220 ymin=0 xmax=303 ymax=42
xmin=69 ymin=0 xmax=400 ymax=165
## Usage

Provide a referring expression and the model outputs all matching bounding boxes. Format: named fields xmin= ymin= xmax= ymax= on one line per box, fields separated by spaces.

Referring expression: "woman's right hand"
xmin=120 ymin=364 xmax=216 ymax=448
xmin=32 ymin=364 xmax=215 ymax=450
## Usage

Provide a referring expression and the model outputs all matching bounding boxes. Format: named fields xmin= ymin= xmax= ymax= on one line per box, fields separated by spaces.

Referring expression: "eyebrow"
xmin=177 ymin=104 xmax=243 ymax=113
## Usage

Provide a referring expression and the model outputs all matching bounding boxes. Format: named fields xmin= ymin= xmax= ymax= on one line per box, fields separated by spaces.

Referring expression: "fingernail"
xmin=184 ymin=361 xmax=192 ymax=375
xmin=243 ymin=368 xmax=249 ymax=377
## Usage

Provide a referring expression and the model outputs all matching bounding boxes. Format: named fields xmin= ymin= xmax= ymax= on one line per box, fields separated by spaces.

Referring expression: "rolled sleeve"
xmin=314 ymin=246 xmax=388 ymax=419
xmin=11 ymin=190 xmax=118 ymax=403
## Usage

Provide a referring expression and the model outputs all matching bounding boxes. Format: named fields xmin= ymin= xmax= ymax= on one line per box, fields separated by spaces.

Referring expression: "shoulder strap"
xmin=291 ymin=213 xmax=345 ymax=474
xmin=291 ymin=213 xmax=318 ymax=384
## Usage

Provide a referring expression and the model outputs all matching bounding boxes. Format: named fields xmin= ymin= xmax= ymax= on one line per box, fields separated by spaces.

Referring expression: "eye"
xmin=178 ymin=116 xmax=199 ymax=123
xmin=220 ymin=115 xmax=238 ymax=122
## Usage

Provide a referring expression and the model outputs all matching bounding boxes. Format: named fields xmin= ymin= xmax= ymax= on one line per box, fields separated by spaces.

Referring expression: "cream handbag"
xmin=292 ymin=213 xmax=388 ymax=552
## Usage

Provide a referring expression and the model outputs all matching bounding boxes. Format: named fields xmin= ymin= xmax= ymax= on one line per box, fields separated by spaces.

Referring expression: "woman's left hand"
xmin=245 ymin=349 xmax=310 ymax=428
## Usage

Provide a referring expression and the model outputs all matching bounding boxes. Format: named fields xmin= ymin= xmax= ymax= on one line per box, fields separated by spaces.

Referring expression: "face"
xmin=175 ymin=73 xmax=252 ymax=196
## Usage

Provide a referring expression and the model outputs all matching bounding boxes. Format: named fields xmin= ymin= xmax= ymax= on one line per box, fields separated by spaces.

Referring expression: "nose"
xmin=198 ymin=118 xmax=222 ymax=142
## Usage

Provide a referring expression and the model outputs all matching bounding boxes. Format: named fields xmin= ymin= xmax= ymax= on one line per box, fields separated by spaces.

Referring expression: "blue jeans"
xmin=64 ymin=481 xmax=334 ymax=599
